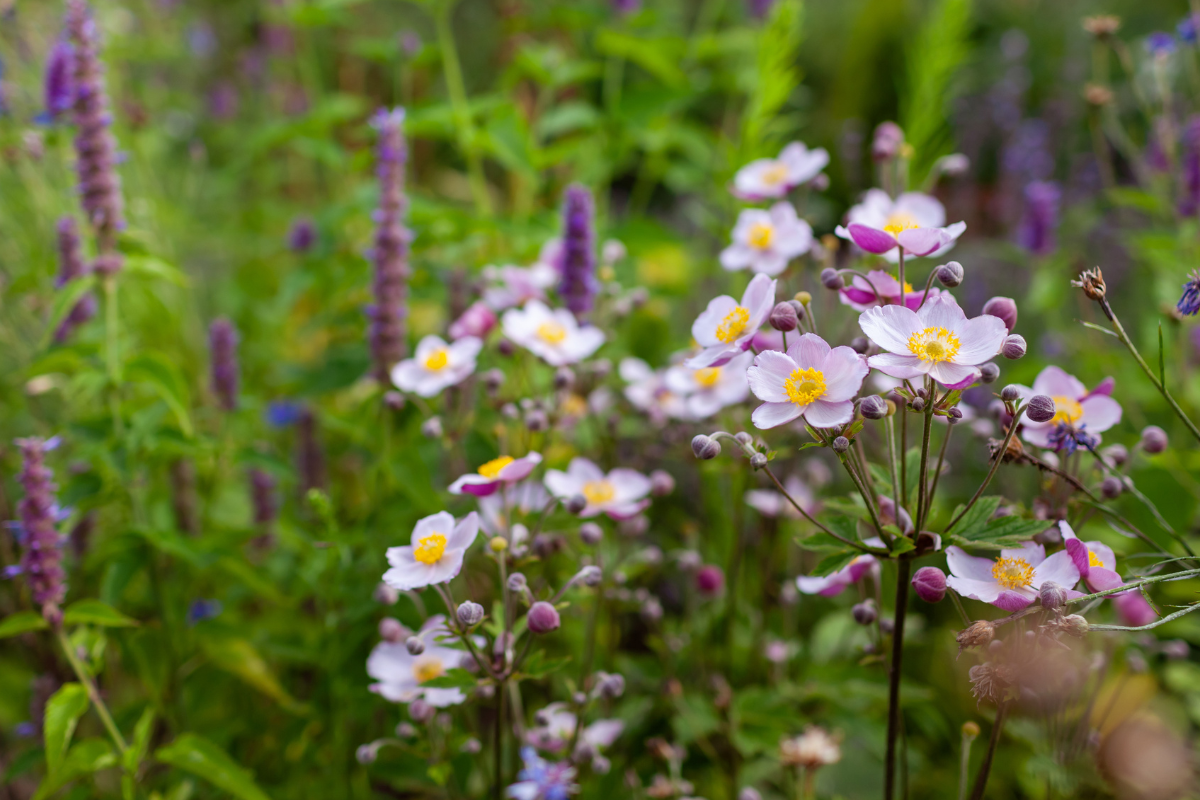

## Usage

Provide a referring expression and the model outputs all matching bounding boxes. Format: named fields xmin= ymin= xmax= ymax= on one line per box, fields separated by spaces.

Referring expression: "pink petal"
xmin=788 ymin=332 xmax=831 ymax=371
xmin=896 ymin=227 xmax=949 ymax=257
xmin=1031 ymin=366 xmax=1087 ymax=399
xmin=752 ymin=401 xmax=803 ymax=429
xmin=820 ymin=347 xmax=869 ymax=402
xmin=946 ymin=576 xmax=1002 ymax=603
xmin=747 ymin=350 xmax=797 ymax=403
xmin=1079 ymin=395 xmax=1122 ymax=433
xmin=1065 ymin=537 xmax=1091 ymax=577
xmin=867 ymin=353 xmax=927 ymax=380
xmin=946 ymin=546 xmax=996 ymax=581
xmin=858 ymin=304 xmax=923 ymax=353
xmin=915 ymin=293 xmax=967 ymax=331
xmin=802 ymin=399 xmax=854 ymax=428
xmin=847 ymin=223 xmax=899 ymax=254
xmin=928 ymin=361 xmax=979 ymax=387
xmin=1031 ymin=550 xmax=1081 ymax=590
xmin=953 ymin=315 xmax=1008 ymax=365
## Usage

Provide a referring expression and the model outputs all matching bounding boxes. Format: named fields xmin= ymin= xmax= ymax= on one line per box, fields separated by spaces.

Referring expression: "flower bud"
xmin=379 ymin=617 xmax=407 ymax=642
xmin=356 ymin=743 xmax=379 ymax=764
xmin=460 ymin=737 xmax=482 ymax=754
xmin=739 ymin=789 xmax=763 ymax=800
xmin=1039 ymin=581 xmax=1068 ymax=611
xmin=696 ymin=565 xmax=724 ymax=595
xmin=872 ymin=121 xmax=905 ymax=161
xmin=527 ymin=601 xmax=561 ymax=634
xmin=982 ymin=296 xmax=1018 ymax=332
xmin=554 ymin=367 xmax=575 ymax=390
xmin=409 ymin=699 xmax=436 ymax=723
xmin=374 ymin=582 xmax=399 ymax=605
xmin=579 ymin=522 xmax=603 ymax=545
xmin=860 ymin=395 xmax=888 ymax=420
xmin=620 ymin=515 xmax=649 ymax=537
xmin=421 ymin=416 xmax=443 ymax=439
xmin=911 ymin=397 xmax=925 ymax=412
xmin=483 ymin=368 xmax=505 ymax=393
xmin=1101 ymin=476 xmax=1123 ymax=499
xmin=1025 ymin=395 xmax=1057 ymax=423
xmin=787 ymin=299 xmax=807 ymax=320
xmin=1140 ymin=425 xmax=1168 ymax=454
xmin=640 ymin=597 xmax=663 ymax=622
xmin=565 ymin=494 xmax=588 ymax=515
xmin=1062 ymin=614 xmax=1089 ymax=636
xmin=650 ymin=469 xmax=675 ymax=496
xmin=852 ymin=599 xmax=878 ymax=625
xmin=1102 ymin=444 xmax=1129 ymax=466
xmin=525 ymin=409 xmax=548 ymax=431
xmin=457 ymin=601 xmax=485 ymax=627
xmin=979 ymin=362 xmax=1000 ymax=384
xmin=936 ymin=261 xmax=964 ymax=287
xmin=750 ymin=452 xmax=768 ymax=469
xmin=384 ymin=391 xmax=407 ymax=411
xmin=576 ymin=565 xmax=602 ymax=587
xmin=878 ymin=618 xmax=894 ymax=635
xmin=769 ymin=302 xmax=799 ymax=332
xmin=405 ymin=636 xmax=425 ymax=655
xmin=395 ymin=722 xmax=416 ymax=738
xmin=497 ymin=338 xmax=515 ymax=356
xmin=831 ymin=436 xmax=850 ymax=453
xmin=911 ymin=567 xmax=947 ymax=603
xmin=507 ymin=573 xmax=527 ymax=592
xmin=692 ymin=434 xmax=721 ymax=460
xmin=1162 ymin=640 xmax=1190 ymax=660
xmin=1001 ymin=334 xmax=1026 ymax=360
xmin=794 ymin=291 xmax=812 ymax=305
xmin=596 ymin=672 xmax=625 ymax=699
xmin=1001 ymin=385 xmax=1021 ymax=402
xmin=735 ymin=431 xmax=754 ymax=446
xmin=956 ymin=620 xmax=996 ymax=652
xmin=489 ymin=536 xmax=508 ymax=553
xmin=850 ymin=336 xmax=869 ymax=354
xmin=820 ymin=267 xmax=843 ymax=290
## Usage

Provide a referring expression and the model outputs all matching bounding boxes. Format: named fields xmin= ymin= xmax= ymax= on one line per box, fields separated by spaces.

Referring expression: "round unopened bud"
xmin=489 ymin=536 xmax=508 ymax=553
xmin=982 ymin=296 xmax=1018 ymax=333
xmin=619 ymin=515 xmax=648 ymax=537
xmin=962 ymin=721 xmax=981 ymax=739
xmin=650 ymin=469 xmax=675 ymax=496
xmin=597 ymin=672 xmax=625 ymax=699
xmin=374 ymin=582 xmax=400 ymax=605
xmin=692 ymin=434 xmax=721 ymax=460
xmin=421 ymin=416 xmax=443 ymax=439
xmin=405 ymin=636 xmax=425 ymax=656
xmin=1062 ymin=614 xmax=1090 ymax=636
xmin=379 ymin=617 xmax=406 ymax=642
xmin=1001 ymin=334 xmax=1027 ymax=360
xmin=483 ymin=369 xmax=505 ymax=393
xmin=1140 ymin=425 xmax=1168 ymax=454
xmin=794 ymin=291 xmax=812 ymax=305
xmin=956 ymin=620 xmax=995 ymax=651
xmin=356 ymin=743 xmax=378 ymax=764
xmin=911 ymin=397 xmax=925 ymax=412
xmin=525 ymin=409 xmax=548 ymax=431
xmin=850 ymin=336 xmax=869 ymax=354
xmin=1162 ymin=640 xmax=1190 ymax=660
xmin=565 ymin=494 xmax=588 ymax=515
xmin=831 ymin=436 xmax=850 ymax=453
xmin=979 ymin=362 xmax=1000 ymax=384
xmin=739 ymin=789 xmax=763 ymax=800
xmin=735 ymin=431 xmax=754 ymax=446
xmin=696 ymin=565 xmax=724 ymax=595
xmin=911 ymin=567 xmax=947 ymax=603
xmin=457 ymin=601 xmax=485 ymax=627
xmin=460 ymin=737 xmax=482 ymax=754
xmin=497 ymin=338 xmax=515 ymax=357
xmin=409 ymin=699 xmax=436 ymax=723
xmin=878 ymin=618 xmax=895 ymax=635
xmin=1039 ymin=581 xmax=1068 ymax=611
xmin=1102 ymin=443 xmax=1129 ymax=466
xmin=852 ymin=599 xmax=878 ymax=625
xmin=395 ymin=722 xmax=417 ymax=738
xmin=860 ymin=395 xmax=888 ymax=420
xmin=787 ymin=299 xmax=807 ymax=320
xmin=1101 ymin=476 xmax=1123 ymax=499
xmin=750 ymin=452 xmax=768 ymax=469
xmin=936 ymin=261 xmax=964 ymax=287
xmin=820 ymin=267 xmax=843 ymax=290
xmin=579 ymin=522 xmax=603 ymax=545
xmin=527 ymin=601 xmax=561 ymax=634
xmin=554 ymin=367 xmax=575 ymax=390
xmin=1000 ymin=385 xmax=1021 ymax=402
xmin=384 ymin=391 xmax=407 ymax=411
xmin=1025 ymin=395 xmax=1057 ymax=423
xmin=576 ymin=565 xmax=602 ymax=587
xmin=501 ymin=402 xmax=519 ymax=419
xmin=507 ymin=573 xmax=527 ymax=592
xmin=769 ymin=302 xmax=799 ymax=332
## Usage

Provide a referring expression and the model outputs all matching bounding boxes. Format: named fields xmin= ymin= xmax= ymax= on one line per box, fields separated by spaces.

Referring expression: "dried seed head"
xmin=1083 ymin=15 xmax=1121 ymax=37
xmin=956 ymin=620 xmax=996 ymax=653
xmin=1072 ymin=267 xmax=1107 ymax=300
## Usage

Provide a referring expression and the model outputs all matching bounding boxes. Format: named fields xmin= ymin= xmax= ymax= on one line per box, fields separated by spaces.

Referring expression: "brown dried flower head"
xmin=1084 ymin=84 xmax=1115 ymax=106
xmin=1082 ymin=15 xmax=1121 ymax=37
xmin=957 ymin=620 xmax=996 ymax=655
xmin=1072 ymin=268 xmax=1107 ymax=301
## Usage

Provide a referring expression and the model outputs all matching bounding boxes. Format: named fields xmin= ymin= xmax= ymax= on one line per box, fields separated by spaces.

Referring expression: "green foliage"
xmin=740 ymin=0 xmax=806 ymax=160
xmin=42 ymin=684 xmax=90 ymax=776
xmin=900 ymin=0 xmax=973 ymax=180
xmin=156 ymin=734 xmax=271 ymax=800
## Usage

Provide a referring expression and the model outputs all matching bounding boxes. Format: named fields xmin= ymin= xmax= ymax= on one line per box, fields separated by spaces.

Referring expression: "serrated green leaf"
xmin=156 ymin=734 xmax=270 ymax=800
xmin=809 ymin=550 xmax=856 ymax=577
xmin=44 ymin=683 xmax=89 ymax=775
xmin=0 ymin=610 xmax=50 ymax=638
xmin=420 ymin=668 xmax=479 ymax=689
xmin=948 ymin=496 xmax=1003 ymax=538
xmin=125 ymin=353 xmax=193 ymax=437
xmin=955 ymin=516 xmax=1050 ymax=548
xmin=797 ymin=441 xmax=825 ymax=451
xmin=33 ymin=739 xmax=116 ymax=800
xmin=890 ymin=536 xmax=917 ymax=555
xmin=63 ymin=599 xmax=139 ymax=628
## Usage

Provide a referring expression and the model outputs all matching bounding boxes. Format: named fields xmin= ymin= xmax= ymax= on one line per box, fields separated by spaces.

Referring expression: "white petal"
xmin=752 ymin=401 xmax=803 ymax=429
xmin=859 ymin=304 xmax=923 ymax=354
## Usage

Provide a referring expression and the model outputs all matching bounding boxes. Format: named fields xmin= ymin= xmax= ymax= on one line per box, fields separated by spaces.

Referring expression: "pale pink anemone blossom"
xmin=620 ymin=358 xmax=691 ymax=422
xmin=745 ymin=474 xmax=817 ymax=519
xmin=449 ymin=452 xmax=543 ymax=497
xmin=390 ymin=335 xmax=482 ymax=397
xmin=482 ymin=260 xmax=558 ymax=310
xmin=720 ymin=202 xmax=813 ymax=276
xmin=834 ymin=189 xmax=966 ymax=264
xmin=664 ymin=351 xmax=752 ymax=420
xmin=946 ymin=541 xmax=1081 ymax=611
xmin=1015 ymin=366 xmax=1122 ymax=449
xmin=797 ymin=538 xmax=884 ymax=596
xmin=858 ymin=293 xmax=1007 ymax=389
xmin=732 ymin=141 xmax=830 ymax=201
xmin=544 ymin=457 xmax=651 ymax=520
xmin=838 ymin=268 xmax=941 ymax=311
xmin=478 ymin=479 xmax=549 ymax=543
xmin=746 ymin=333 xmax=869 ymax=429
xmin=686 ymin=273 xmax=777 ymax=368
xmin=526 ymin=702 xmax=624 ymax=755
xmin=449 ymin=300 xmax=497 ymax=340
xmin=367 ymin=616 xmax=471 ymax=707
xmin=1060 ymin=521 xmax=1157 ymax=627
xmin=501 ymin=300 xmax=605 ymax=366
xmin=383 ymin=511 xmax=480 ymax=590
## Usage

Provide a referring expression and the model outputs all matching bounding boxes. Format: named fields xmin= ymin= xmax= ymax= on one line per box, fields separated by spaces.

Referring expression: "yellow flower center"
xmin=412 ymin=656 xmax=445 ymax=684
xmin=748 ymin=222 xmax=775 ymax=249
xmin=907 ymin=327 xmax=961 ymax=363
xmin=761 ymin=162 xmax=789 ymax=185
xmin=582 ymin=480 xmax=615 ymax=505
xmin=902 ymin=282 xmax=914 ymax=293
xmin=784 ymin=367 xmax=827 ymax=405
xmin=883 ymin=212 xmax=920 ymax=235
xmin=424 ymin=349 xmax=449 ymax=371
xmin=537 ymin=322 xmax=567 ymax=344
xmin=694 ymin=367 xmax=722 ymax=388
xmin=561 ymin=393 xmax=587 ymax=416
xmin=1050 ymin=396 xmax=1083 ymax=425
xmin=716 ymin=306 xmax=751 ymax=343
xmin=992 ymin=557 xmax=1035 ymax=590
xmin=413 ymin=532 xmax=448 ymax=565
xmin=477 ymin=455 xmax=515 ymax=479
xmin=1088 ymin=551 xmax=1103 ymax=568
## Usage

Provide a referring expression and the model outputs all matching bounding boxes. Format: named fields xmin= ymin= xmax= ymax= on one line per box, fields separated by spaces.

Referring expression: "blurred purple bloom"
xmin=507 ymin=747 xmax=578 ymax=800
xmin=1178 ymin=271 xmax=1200 ymax=316
xmin=43 ymin=40 xmax=74 ymax=121
xmin=747 ymin=0 xmax=776 ymax=19
xmin=1017 ymin=181 xmax=1061 ymax=256
xmin=288 ymin=217 xmax=316 ymax=253
xmin=53 ymin=216 xmax=97 ymax=343
xmin=249 ymin=468 xmax=278 ymax=527
xmin=266 ymin=401 xmax=303 ymax=428
xmin=1179 ymin=14 xmax=1200 ymax=43
xmin=208 ymin=82 xmax=238 ymax=120
xmin=1179 ymin=117 xmax=1200 ymax=216
xmin=187 ymin=22 xmax=216 ymax=58
xmin=1146 ymin=32 xmax=1176 ymax=55
xmin=1045 ymin=424 xmax=1099 ymax=455
xmin=16 ymin=438 xmax=66 ymax=624
xmin=209 ymin=318 xmax=239 ymax=411
xmin=367 ymin=108 xmax=411 ymax=381
xmin=297 ymin=407 xmax=326 ymax=492
xmin=187 ymin=598 xmax=222 ymax=626
xmin=556 ymin=184 xmax=598 ymax=317
xmin=612 ymin=0 xmax=641 ymax=13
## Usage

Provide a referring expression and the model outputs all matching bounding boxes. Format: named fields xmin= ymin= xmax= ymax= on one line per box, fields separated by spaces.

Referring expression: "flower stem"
xmin=885 ymin=415 xmax=903 ymax=518
xmin=915 ymin=379 xmax=936 ymax=531
xmin=943 ymin=406 xmax=1027 ymax=534
xmin=884 ymin=559 xmax=912 ymax=800
xmin=1088 ymin=601 xmax=1200 ymax=631
xmin=838 ymin=451 xmax=890 ymax=545
xmin=434 ymin=1 xmax=492 ymax=217
xmin=762 ymin=464 xmax=884 ymax=554
xmin=926 ymin=422 xmax=953 ymax=516
xmin=967 ymin=703 xmax=1008 ymax=800
xmin=56 ymin=627 xmax=128 ymax=755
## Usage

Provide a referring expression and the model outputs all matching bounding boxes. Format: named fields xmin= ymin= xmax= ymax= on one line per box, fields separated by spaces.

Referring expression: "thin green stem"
xmin=762 ymin=464 xmax=883 ymax=554
xmin=967 ymin=703 xmax=1008 ymax=800
xmin=839 ymin=451 xmax=890 ymax=546
xmin=1088 ymin=602 xmax=1200 ymax=631
xmin=915 ymin=379 xmax=936 ymax=531
xmin=886 ymin=414 xmax=903 ymax=513
xmin=56 ymin=627 xmax=128 ymax=755
xmin=944 ymin=407 xmax=1027 ymax=534
xmin=995 ymin=567 xmax=1200 ymax=628
xmin=434 ymin=1 xmax=492 ymax=217
xmin=926 ymin=421 xmax=953 ymax=516
xmin=884 ymin=559 xmax=912 ymax=800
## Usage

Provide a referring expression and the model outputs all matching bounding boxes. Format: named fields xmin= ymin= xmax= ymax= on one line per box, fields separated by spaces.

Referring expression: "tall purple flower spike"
xmin=556 ymin=184 xmax=598 ymax=317
xmin=1018 ymin=181 xmax=1061 ymax=256
xmin=748 ymin=0 xmax=777 ymax=19
xmin=209 ymin=318 xmax=239 ymax=411
xmin=67 ymin=0 xmax=126 ymax=277
xmin=1180 ymin=116 xmax=1200 ymax=217
xmin=43 ymin=39 xmax=74 ymax=121
xmin=16 ymin=438 xmax=66 ymax=625
xmin=367 ymin=108 xmax=411 ymax=381
xmin=612 ymin=0 xmax=641 ymax=13
xmin=249 ymin=468 xmax=278 ymax=528
xmin=53 ymin=217 xmax=97 ymax=343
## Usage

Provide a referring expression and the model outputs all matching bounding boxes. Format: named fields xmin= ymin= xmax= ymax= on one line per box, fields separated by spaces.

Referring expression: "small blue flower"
xmin=187 ymin=599 xmax=222 ymax=626
xmin=1046 ymin=423 xmax=1099 ymax=455
xmin=1178 ymin=14 xmax=1200 ymax=44
xmin=1146 ymin=32 xmax=1177 ymax=55
xmin=506 ymin=747 xmax=578 ymax=800
xmin=1177 ymin=272 xmax=1200 ymax=316
xmin=265 ymin=401 xmax=303 ymax=428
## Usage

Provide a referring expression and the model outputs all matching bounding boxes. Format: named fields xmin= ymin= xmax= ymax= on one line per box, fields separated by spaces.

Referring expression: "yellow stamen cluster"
xmin=784 ymin=367 xmax=827 ymax=406
xmin=424 ymin=349 xmax=449 ymax=371
xmin=413 ymin=532 xmax=448 ymax=565
xmin=537 ymin=322 xmax=567 ymax=344
xmin=907 ymin=327 xmax=961 ymax=363
xmin=761 ymin=162 xmax=789 ymax=185
xmin=992 ymin=557 xmax=1035 ymax=590
xmin=883 ymin=212 xmax=920 ymax=235
xmin=715 ymin=307 xmax=750 ymax=343
xmin=582 ymin=480 xmax=615 ymax=505
xmin=748 ymin=222 xmax=775 ymax=249
xmin=1050 ymin=396 xmax=1083 ymax=425
xmin=412 ymin=656 xmax=445 ymax=684
xmin=477 ymin=455 xmax=514 ymax=479
xmin=1088 ymin=551 xmax=1103 ymax=568
xmin=694 ymin=367 xmax=722 ymax=388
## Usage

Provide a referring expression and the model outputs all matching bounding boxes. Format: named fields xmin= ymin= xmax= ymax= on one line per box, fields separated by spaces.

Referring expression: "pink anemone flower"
xmin=797 ymin=538 xmax=884 ymax=596
xmin=946 ymin=541 xmax=1080 ymax=611
xmin=834 ymin=189 xmax=966 ymax=263
xmin=732 ymin=141 xmax=829 ymax=200
xmin=838 ymin=269 xmax=941 ymax=311
xmin=719 ymin=203 xmax=813 ymax=276
xmin=1060 ymin=521 xmax=1157 ymax=627
xmin=746 ymin=333 xmax=869 ymax=429
xmin=449 ymin=452 xmax=543 ymax=497
xmin=544 ymin=458 xmax=651 ymax=520
xmin=686 ymin=273 xmax=777 ymax=368
xmin=1016 ymin=366 xmax=1122 ymax=451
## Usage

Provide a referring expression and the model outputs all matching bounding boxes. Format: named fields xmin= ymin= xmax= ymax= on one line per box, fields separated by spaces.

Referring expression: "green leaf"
xmin=125 ymin=353 xmax=194 ymax=437
xmin=594 ymin=30 xmax=686 ymax=88
xmin=123 ymin=254 xmax=188 ymax=287
xmin=0 ymin=610 xmax=50 ymax=638
xmin=950 ymin=513 xmax=1050 ymax=550
xmin=900 ymin=0 xmax=972 ymax=178
xmin=40 ymin=275 xmax=97 ymax=350
xmin=63 ymin=599 xmax=139 ymax=628
xmin=420 ymin=668 xmax=479 ymax=689
xmin=889 ymin=536 xmax=917 ymax=555
xmin=519 ymin=652 xmax=571 ymax=680
xmin=199 ymin=637 xmax=309 ymax=715
xmin=740 ymin=0 xmax=804 ymax=157
xmin=948 ymin=496 xmax=1003 ymax=538
xmin=156 ymin=734 xmax=271 ymax=800
xmin=33 ymin=739 xmax=116 ymax=800
xmin=1079 ymin=320 xmax=1117 ymax=337
xmin=124 ymin=707 xmax=155 ymax=773
xmin=809 ymin=550 xmax=856 ymax=577
xmin=44 ymin=683 xmax=90 ymax=775
xmin=797 ymin=441 xmax=825 ymax=452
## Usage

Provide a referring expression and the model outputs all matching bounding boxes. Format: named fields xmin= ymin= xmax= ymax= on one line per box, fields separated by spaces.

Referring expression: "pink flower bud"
xmin=696 ymin=565 xmax=724 ymax=595
xmin=528 ymin=601 xmax=561 ymax=634
xmin=982 ymin=296 xmax=1018 ymax=333
xmin=911 ymin=567 xmax=946 ymax=603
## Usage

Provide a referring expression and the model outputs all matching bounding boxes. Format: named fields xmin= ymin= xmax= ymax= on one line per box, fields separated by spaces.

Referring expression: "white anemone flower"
xmin=383 ymin=511 xmax=479 ymax=591
xmin=720 ymin=202 xmax=813 ymax=276
xmin=501 ymin=300 xmax=605 ymax=366
xmin=687 ymin=273 xmax=777 ymax=368
xmin=620 ymin=358 xmax=691 ymax=422
xmin=367 ymin=615 xmax=471 ymax=707
xmin=946 ymin=541 xmax=1080 ymax=611
xmin=746 ymin=333 xmax=868 ymax=429
xmin=834 ymin=189 xmax=966 ymax=263
xmin=664 ymin=351 xmax=752 ymax=419
xmin=544 ymin=457 xmax=651 ymax=520
xmin=390 ymin=335 xmax=482 ymax=397
xmin=732 ymin=141 xmax=829 ymax=200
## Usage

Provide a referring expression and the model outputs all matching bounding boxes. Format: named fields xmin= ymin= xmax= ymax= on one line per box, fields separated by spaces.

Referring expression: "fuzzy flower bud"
xmin=379 ymin=617 xmax=406 ymax=643
xmin=553 ymin=367 xmax=575 ymax=390
xmin=579 ymin=522 xmax=603 ymax=545
xmin=524 ymin=409 xmax=548 ymax=432
xmin=831 ymin=436 xmax=850 ymax=453
xmin=456 ymin=601 xmax=485 ymax=628
xmin=739 ymin=790 xmax=763 ymax=800
xmin=527 ymin=601 xmax=561 ymax=634
xmin=1001 ymin=385 xmax=1021 ymax=403
xmin=982 ymin=297 xmax=1018 ymax=333
xmin=750 ymin=452 xmax=768 ymax=469
xmin=16 ymin=438 xmax=66 ymax=624
xmin=421 ymin=416 xmax=443 ymax=439
xmin=911 ymin=567 xmax=947 ymax=603
xmin=1101 ymin=476 xmax=1124 ymax=500
xmin=850 ymin=336 xmax=869 ymax=354
xmin=872 ymin=121 xmax=905 ymax=161
xmin=980 ymin=362 xmax=1000 ymax=384
xmin=1025 ymin=395 xmax=1057 ymax=423
xmin=565 ymin=494 xmax=588 ymax=515
xmin=1140 ymin=425 xmax=1168 ymax=454
xmin=910 ymin=397 xmax=925 ymax=413
xmin=209 ymin=318 xmax=240 ymax=411
xmin=936 ymin=261 xmax=964 ymax=287
xmin=507 ymin=572 xmax=527 ymax=592
xmin=852 ymin=600 xmax=877 ymax=625
xmin=52 ymin=217 xmax=97 ymax=343
xmin=405 ymin=636 xmax=425 ymax=656
xmin=768 ymin=302 xmax=799 ymax=332
xmin=860 ymin=395 xmax=888 ymax=420
xmin=650 ymin=469 xmax=675 ymax=497
xmin=408 ymin=699 xmax=435 ymax=723
xmin=576 ymin=565 xmax=603 ymax=587
xmin=596 ymin=672 xmax=625 ymax=699
xmin=820 ymin=267 xmax=843 ymax=290
xmin=367 ymin=108 xmax=411 ymax=380
xmin=1001 ymin=334 xmax=1027 ymax=360
xmin=374 ymin=582 xmax=399 ymax=605
xmin=692 ymin=434 xmax=721 ymax=460
xmin=557 ymin=184 xmax=598 ymax=317
xmin=1039 ymin=581 xmax=1068 ymax=611
xmin=696 ymin=565 xmax=724 ymax=595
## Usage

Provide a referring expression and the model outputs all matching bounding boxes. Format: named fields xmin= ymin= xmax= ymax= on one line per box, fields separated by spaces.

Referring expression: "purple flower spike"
xmin=1017 ymin=181 xmax=1060 ymax=256
xmin=1179 ymin=117 xmax=1200 ymax=217
xmin=209 ymin=318 xmax=239 ymax=411
xmin=556 ymin=184 xmax=598 ymax=318
xmin=288 ymin=217 xmax=317 ymax=253
xmin=16 ymin=438 xmax=66 ymax=625
xmin=53 ymin=217 xmax=97 ymax=343
xmin=747 ymin=0 xmax=776 ymax=19
xmin=612 ymin=0 xmax=641 ymax=13
xmin=67 ymin=0 xmax=126 ymax=277
xmin=367 ymin=108 xmax=411 ymax=381
xmin=44 ymin=39 xmax=74 ymax=121
xmin=249 ymin=468 xmax=278 ymax=527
